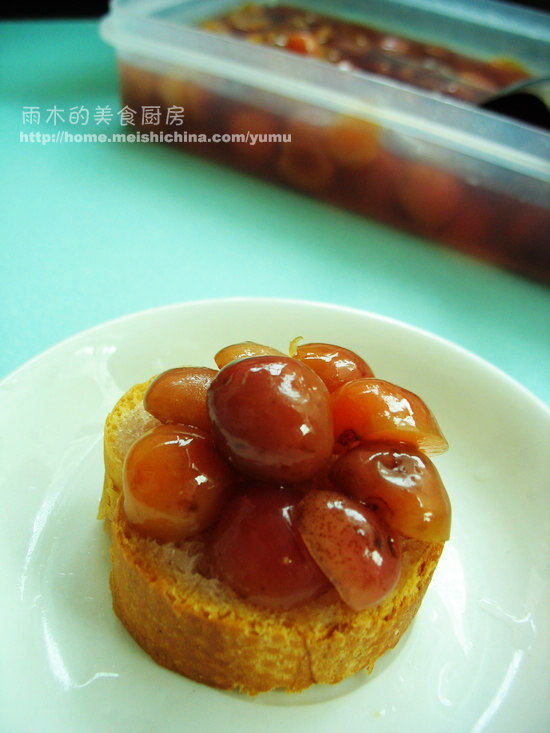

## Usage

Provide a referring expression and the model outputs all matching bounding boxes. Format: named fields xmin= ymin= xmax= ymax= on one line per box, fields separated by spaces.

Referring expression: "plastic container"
xmin=100 ymin=0 xmax=550 ymax=282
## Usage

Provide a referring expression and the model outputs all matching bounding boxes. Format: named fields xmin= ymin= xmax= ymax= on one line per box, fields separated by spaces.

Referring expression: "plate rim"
xmin=2 ymin=297 xmax=548 ymax=417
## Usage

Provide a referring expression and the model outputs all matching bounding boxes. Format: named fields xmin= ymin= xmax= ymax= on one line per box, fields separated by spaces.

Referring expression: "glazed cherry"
xmin=228 ymin=110 xmax=280 ymax=166
xmin=208 ymin=485 xmax=331 ymax=609
xmin=294 ymin=342 xmax=374 ymax=392
xmin=325 ymin=120 xmax=380 ymax=169
xmin=396 ymin=163 xmax=463 ymax=232
xmin=295 ymin=490 xmax=401 ymax=610
xmin=123 ymin=424 xmax=236 ymax=543
xmin=207 ymin=356 xmax=334 ymax=483
xmin=285 ymin=32 xmax=321 ymax=56
xmin=331 ymin=378 xmax=448 ymax=455
xmin=277 ymin=123 xmax=334 ymax=193
xmin=330 ymin=444 xmax=451 ymax=542
xmin=144 ymin=367 xmax=217 ymax=430
xmin=214 ymin=341 xmax=284 ymax=369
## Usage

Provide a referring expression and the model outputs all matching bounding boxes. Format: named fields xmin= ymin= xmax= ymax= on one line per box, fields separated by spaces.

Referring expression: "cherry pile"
xmin=203 ymin=4 xmax=530 ymax=104
xmin=119 ymin=60 xmax=550 ymax=284
xmin=122 ymin=340 xmax=451 ymax=611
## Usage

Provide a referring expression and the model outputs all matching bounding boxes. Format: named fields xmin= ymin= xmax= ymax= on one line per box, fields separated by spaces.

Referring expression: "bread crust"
xmin=101 ymin=381 xmax=444 ymax=694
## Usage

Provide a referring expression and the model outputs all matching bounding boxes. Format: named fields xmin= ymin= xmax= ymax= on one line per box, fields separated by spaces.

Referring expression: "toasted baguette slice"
xmin=99 ymin=381 xmax=444 ymax=695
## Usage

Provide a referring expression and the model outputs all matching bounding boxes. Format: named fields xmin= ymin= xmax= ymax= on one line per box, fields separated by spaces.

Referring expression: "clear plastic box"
xmin=100 ymin=0 xmax=550 ymax=282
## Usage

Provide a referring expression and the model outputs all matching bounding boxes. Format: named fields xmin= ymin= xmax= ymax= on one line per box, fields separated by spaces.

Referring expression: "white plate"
xmin=1 ymin=298 xmax=549 ymax=733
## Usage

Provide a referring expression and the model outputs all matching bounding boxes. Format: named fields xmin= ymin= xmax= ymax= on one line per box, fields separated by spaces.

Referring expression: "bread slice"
xmin=99 ymin=381 xmax=444 ymax=695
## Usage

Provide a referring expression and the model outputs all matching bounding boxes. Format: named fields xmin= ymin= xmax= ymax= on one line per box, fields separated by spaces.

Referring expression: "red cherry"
xmin=144 ymin=367 xmax=217 ymax=430
xmin=330 ymin=444 xmax=451 ymax=541
xmin=123 ymin=424 xmax=236 ymax=543
xmin=207 ymin=356 xmax=334 ymax=482
xmin=295 ymin=342 xmax=374 ymax=392
xmin=331 ymin=378 xmax=448 ymax=455
xmin=208 ymin=485 xmax=331 ymax=609
xmin=295 ymin=490 xmax=401 ymax=610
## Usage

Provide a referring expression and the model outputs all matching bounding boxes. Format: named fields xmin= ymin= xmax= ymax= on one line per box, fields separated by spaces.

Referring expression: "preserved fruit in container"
xmin=101 ymin=1 xmax=550 ymax=282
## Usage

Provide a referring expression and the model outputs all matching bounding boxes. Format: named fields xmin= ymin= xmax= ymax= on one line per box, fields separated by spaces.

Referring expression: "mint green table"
xmin=1 ymin=20 xmax=549 ymax=404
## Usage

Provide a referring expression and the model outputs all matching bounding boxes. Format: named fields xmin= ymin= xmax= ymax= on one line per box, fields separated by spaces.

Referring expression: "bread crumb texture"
xmin=99 ymin=380 xmax=158 ymax=520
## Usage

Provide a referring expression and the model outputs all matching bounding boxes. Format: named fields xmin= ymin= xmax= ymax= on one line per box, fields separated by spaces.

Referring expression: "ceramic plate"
xmin=1 ymin=298 xmax=548 ymax=732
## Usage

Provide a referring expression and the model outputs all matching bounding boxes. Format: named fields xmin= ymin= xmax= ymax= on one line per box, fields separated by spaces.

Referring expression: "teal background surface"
xmin=1 ymin=20 xmax=549 ymax=404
